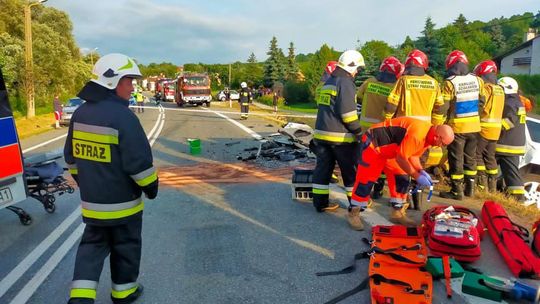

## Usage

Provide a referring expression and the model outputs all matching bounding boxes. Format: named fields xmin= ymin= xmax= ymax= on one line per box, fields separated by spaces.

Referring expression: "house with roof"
xmin=494 ymin=29 xmax=540 ymax=75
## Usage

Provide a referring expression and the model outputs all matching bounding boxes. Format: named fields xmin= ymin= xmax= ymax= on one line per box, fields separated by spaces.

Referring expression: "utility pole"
xmin=228 ymin=63 xmax=232 ymax=108
xmin=24 ymin=0 xmax=48 ymax=119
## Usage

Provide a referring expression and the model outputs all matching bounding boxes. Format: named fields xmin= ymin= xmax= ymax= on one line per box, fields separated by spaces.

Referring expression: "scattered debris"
xmin=225 ymin=141 xmax=241 ymax=147
xmin=237 ymin=122 xmax=316 ymax=164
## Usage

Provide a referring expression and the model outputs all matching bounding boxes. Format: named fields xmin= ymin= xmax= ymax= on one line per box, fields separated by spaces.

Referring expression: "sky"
xmin=47 ymin=0 xmax=539 ymax=65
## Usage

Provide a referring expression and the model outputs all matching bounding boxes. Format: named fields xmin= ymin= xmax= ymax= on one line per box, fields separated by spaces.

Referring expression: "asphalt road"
xmin=0 ymin=100 xmax=535 ymax=304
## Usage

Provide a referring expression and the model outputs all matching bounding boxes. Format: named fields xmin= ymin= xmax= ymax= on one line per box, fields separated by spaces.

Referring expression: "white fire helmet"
xmin=241 ymin=82 xmax=247 ymax=88
xmin=498 ymin=77 xmax=519 ymax=94
xmin=91 ymin=53 xmax=142 ymax=90
xmin=337 ymin=50 xmax=365 ymax=74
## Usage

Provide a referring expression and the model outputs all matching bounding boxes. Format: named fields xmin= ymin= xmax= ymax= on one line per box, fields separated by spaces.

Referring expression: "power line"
xmin=462 ymin=12 xmax=540 ymax=34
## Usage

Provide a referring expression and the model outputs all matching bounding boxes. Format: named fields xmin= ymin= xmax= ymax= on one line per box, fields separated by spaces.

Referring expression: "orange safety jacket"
xmin=479 ymin=83 xmax=505 ymax=141
xmin=385 ymin=74 xmax=445 ymax=125
xmin=357 ymin=77 xmax=394 ymax=131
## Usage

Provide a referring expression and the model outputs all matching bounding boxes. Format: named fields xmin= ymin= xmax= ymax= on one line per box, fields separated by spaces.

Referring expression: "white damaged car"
xmin=521 ymin=116 xmax=540 ymax=208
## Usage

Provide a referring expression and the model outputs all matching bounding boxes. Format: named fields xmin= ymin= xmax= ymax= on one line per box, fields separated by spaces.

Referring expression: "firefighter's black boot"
xmin=464 ymin=176 xmax=475 ymax=197
xmin=371 ymin=177 xmax=385 ymax=199
xmin=487 ymin=175 xmax=498 ymax=193
xmin=440 ymin=180 xmax=463 ymax=200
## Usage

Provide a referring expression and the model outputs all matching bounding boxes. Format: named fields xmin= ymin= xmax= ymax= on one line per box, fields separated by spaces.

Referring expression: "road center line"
xmin=204 ymin=108 xmax=263 ymax=141
xmin=22 ymin=134 xmax=67 ymax=154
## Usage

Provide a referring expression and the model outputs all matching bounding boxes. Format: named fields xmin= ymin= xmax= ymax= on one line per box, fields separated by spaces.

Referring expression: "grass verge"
xmin=14 ymin=113 xmax=55 ymax=139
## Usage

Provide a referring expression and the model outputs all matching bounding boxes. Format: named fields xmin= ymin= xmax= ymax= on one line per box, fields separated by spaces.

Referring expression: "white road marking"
xmin=204 ymin=108 xmax=263 ymax=141
xmin=22 ymin=134 xmax=67 ymax=154
xmin=0 ymin=207 xmax=81 ymax=299
xmin=9 ymin=224 xmax=85 ymax=304
xmin=4 ymin=106 xmax=165 ymax=304
xmin=161 ymin=106 xmax=316 ymax=119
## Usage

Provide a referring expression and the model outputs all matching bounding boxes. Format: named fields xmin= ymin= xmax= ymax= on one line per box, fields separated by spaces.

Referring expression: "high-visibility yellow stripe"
xmin=464 ymin=170 xmax=477 ymax=176
xmin=82 ymin=202 xmax=144 ymax=220
xmin=135 ymin=172 xmax=157 ymax=187
xmin=70 ymin=289 xmax=97 ymax=299
xmin=111 ymin=286 xmax=138 ymax=299
xmin=477 ymin=165 xmax=486 ymax=171
xmin=69 ymin=168 xmax=78 ymax=175
xmin=501 ymin=119 xmax=511 ymax=130
xmin=343 ymin=115 xmax=359 ymax=123
xmin=73 ymin=130 xmax=118 ymax=144
xmin=451 ymin=116 xmax=479 ymax=123
xmin=312 ymin=188 xmax=330 ymax=195
xmin=486 ymin=169 xmax=498 ymax=175
xmin=480 ymin=122 xmax=501 ymax=128
xmin=313 ymin=133 xmax=355 ymax=143
xmin=451 ymin=174 xmax=464 ymax=180
xmin=508 ymin=188 xmax=526 ymax=195
xmin=320 ymin=89 xmax=337 ymax=96
xmin=496 ymin=144 xmax=525 ymax=154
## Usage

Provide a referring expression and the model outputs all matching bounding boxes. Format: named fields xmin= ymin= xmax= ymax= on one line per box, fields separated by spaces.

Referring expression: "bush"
xmin=283 ymin=81 xmax=313 ymax=103
xmin=256 ymin=94 xmax=285 ymax=107
xmin=508 ymin=74 xmax=540 ymax=97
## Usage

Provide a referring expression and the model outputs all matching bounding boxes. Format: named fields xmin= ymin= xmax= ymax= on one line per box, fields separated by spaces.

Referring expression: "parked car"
xmin=216 ymin=90 xmax=240 ymax=101
xmin=60 ymin=97 xmax=85 ymax=125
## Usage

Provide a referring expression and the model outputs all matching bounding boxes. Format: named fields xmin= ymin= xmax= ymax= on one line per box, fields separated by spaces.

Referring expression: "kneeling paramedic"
xmin=64 ymin=53 xmax=159 ymax=304
xmin=350 ymin=117 xmax=454 ymax=228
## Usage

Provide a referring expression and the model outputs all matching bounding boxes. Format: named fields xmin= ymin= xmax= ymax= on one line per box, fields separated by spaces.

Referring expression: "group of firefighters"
xmin=312 ymin=48 xmax=529 ymax=230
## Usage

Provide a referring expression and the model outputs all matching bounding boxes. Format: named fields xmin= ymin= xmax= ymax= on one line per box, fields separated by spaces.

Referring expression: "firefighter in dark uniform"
xmin=239 ymin=81 xmax=252 ymax=119
xmin=473 ymin=60 xmax=505 ymax=192
xmin=440 ymin=50 xmax=486 ymax=200
xmin=496 ymin=77 xmax=526 ymax=202
xmin=64 ymin=53 xmax=159 ymax=304
xmin=312 ymin=49 xmax=365 ymax=230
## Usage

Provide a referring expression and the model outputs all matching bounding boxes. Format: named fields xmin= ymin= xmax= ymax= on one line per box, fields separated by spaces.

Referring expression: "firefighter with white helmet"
xmin=312 ymin=49 xmax=366 ymax=230
xmin=496 ymin=76 xmax=526 ymax=201
xmin=239 ymin=81 xmax=252 ymax=119
xmin=64 ymin=53 xmax=158 ymax=304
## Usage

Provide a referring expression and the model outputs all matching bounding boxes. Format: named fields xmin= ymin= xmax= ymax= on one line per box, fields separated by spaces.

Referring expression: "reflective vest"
xmin=479 ymin=83 xmax=505 ymax=140
xmin=64 ymin=82 xmax=158 ymax=226
xmin=314 ymin=68 xmax=362 ymax=144
xmin=496 ymin=93 xmax=526 ymax=156
xmin=443 ymin=74 xmax=484 ymax=134
xmin=357 ymin=77 xmax=394 ymax=131
xmin=239 ymin=88 xmax=251 ymax=105
xmin=386 ymin=74 xmax=445 ymax=125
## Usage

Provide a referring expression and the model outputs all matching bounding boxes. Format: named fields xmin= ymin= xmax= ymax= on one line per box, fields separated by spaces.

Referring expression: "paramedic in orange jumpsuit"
xmin=350 ymin=117 xmax=454 ymax=227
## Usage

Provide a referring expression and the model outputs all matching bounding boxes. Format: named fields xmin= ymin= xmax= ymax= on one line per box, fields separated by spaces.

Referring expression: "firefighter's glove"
xmin=415 ymin=173 xmax=432 ymax=189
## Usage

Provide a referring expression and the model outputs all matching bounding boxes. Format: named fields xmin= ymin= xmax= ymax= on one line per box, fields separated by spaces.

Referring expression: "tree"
xmin=454 ymin=14 xmax=468 ymax=35
xmin=417 ymin=17 xmax=444 ymax=76
xmin=286 ymin=42 xmax=300 ymax=81
xmin=247 ymin=52 xmax=257 ymax=63
xmin=490 ymin=24 xmax=506 ymax=53
xmin=263 ymin=36 xmax=285 ymax=87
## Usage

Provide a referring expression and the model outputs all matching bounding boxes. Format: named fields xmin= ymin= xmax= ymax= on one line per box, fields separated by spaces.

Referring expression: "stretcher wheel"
xmin=43 ymin=195 xmax=56 ymax=213
xmin=67 ymin=186 xmax=74 ymax=194
xmin=20 ymin=214 xmax=32 ymax=225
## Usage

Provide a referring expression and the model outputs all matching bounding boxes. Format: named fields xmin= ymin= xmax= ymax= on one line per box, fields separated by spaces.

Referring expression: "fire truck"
xmin=175 ymin=73 xmax=212 ymax=107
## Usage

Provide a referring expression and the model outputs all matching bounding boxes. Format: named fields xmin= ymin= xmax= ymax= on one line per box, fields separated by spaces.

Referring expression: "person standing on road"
xmin=473 ymin=60 xmax=505 ymax=192
xmin=357 ymin=56 xmax=404 ymax=201
xmin=351 ymin=117 xmax=454 ymax=227
xmin=54 ymin=95 xmax=62 ymax=129
xmin=135 ymin=89 xmax=144 ymax=113
xmin=312 ymin=50 xmax=365 ymax=229
xmin=64 ymin=53 xmax=159 ymax=304
xmin=439 ymin=50 xmax=486 ymax=200
xmin=239 ymin=81 xmax=252 ymax=119
xmin=496 ymin=77 xmax=526 ymax=202
xmin=272 ymin=91 xmax=279 ymax=112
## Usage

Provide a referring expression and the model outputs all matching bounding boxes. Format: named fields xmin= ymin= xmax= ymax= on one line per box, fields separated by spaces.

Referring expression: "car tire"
xmin=220 ymin=97 xmax=225 ymax=101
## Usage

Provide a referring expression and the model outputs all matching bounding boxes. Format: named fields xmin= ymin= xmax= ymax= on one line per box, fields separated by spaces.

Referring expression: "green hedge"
xmin=256 ymin=94 xmax=285 ymax=107
xmin=283 ymin=81 xmax=313 ymax=103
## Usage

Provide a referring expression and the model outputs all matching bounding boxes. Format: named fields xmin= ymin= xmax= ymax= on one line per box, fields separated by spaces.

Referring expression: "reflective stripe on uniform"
xmin=67 ymin=163 xmax=78 ymax=175
xmin=477 ymin=165 xmax=486 ymax=171
xmin=81 ymin=198 xmax=144 ymax=220
xmin=451 ymin=174 xmax=464 ymax=180
xmin=70 ymin=280 xmax=98 ymax=299
xmin=342 ymin=110 xmax=359 ymax=123
xmin=486 ymin=168 xmax=498 ymax=175
xmin=111 ymin=282 xmax=139 ymax=299
xmin=464 ymin=170 xmax=477 ymax=176
xmin=130 ymin=166 xmax=158 ymax=187
xmin=345 ymin=186 xmax=353 ymax=197
xmin=313 ymin=130 xmax=355 ymax=143
xmin=73 ymin=122 xmax=119 ymax=144
xmin=350 ymin=198 xmax=368 ymax=208
xmin=450 ymin=116 xmax=480 ymax=124
xmin=501 ymin=118 xmax=513 ymax=130
xmin=507 ymin=186 xmax=525 ymax=195
xmin=320 ymin=84 xmax=337 ymax=96
xmin=496 ymin=144 xmax=525 ymax=154
xmin=406 ymin=115 xmax=431 ymax=121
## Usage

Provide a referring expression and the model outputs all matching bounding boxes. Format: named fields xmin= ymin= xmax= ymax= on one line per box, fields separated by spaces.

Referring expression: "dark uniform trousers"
xmin=69 ymin=216 xmax=142 ymax=304
xmin=241 ymin=104 xmax=249 ymax=115
xmin=448 ymin=132 xmax=478 ymax=181
xmin=496 ymin=155 xmax=524 ymax=194
xmin=312 ymin=143 xmax=358 ymax=211
xmin=476 ymin=135 xmax=498 ymax=187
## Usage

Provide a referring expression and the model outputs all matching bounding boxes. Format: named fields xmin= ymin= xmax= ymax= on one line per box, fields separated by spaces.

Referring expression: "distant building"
xmin=494 ymin=29 xmax=540 ymax=75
